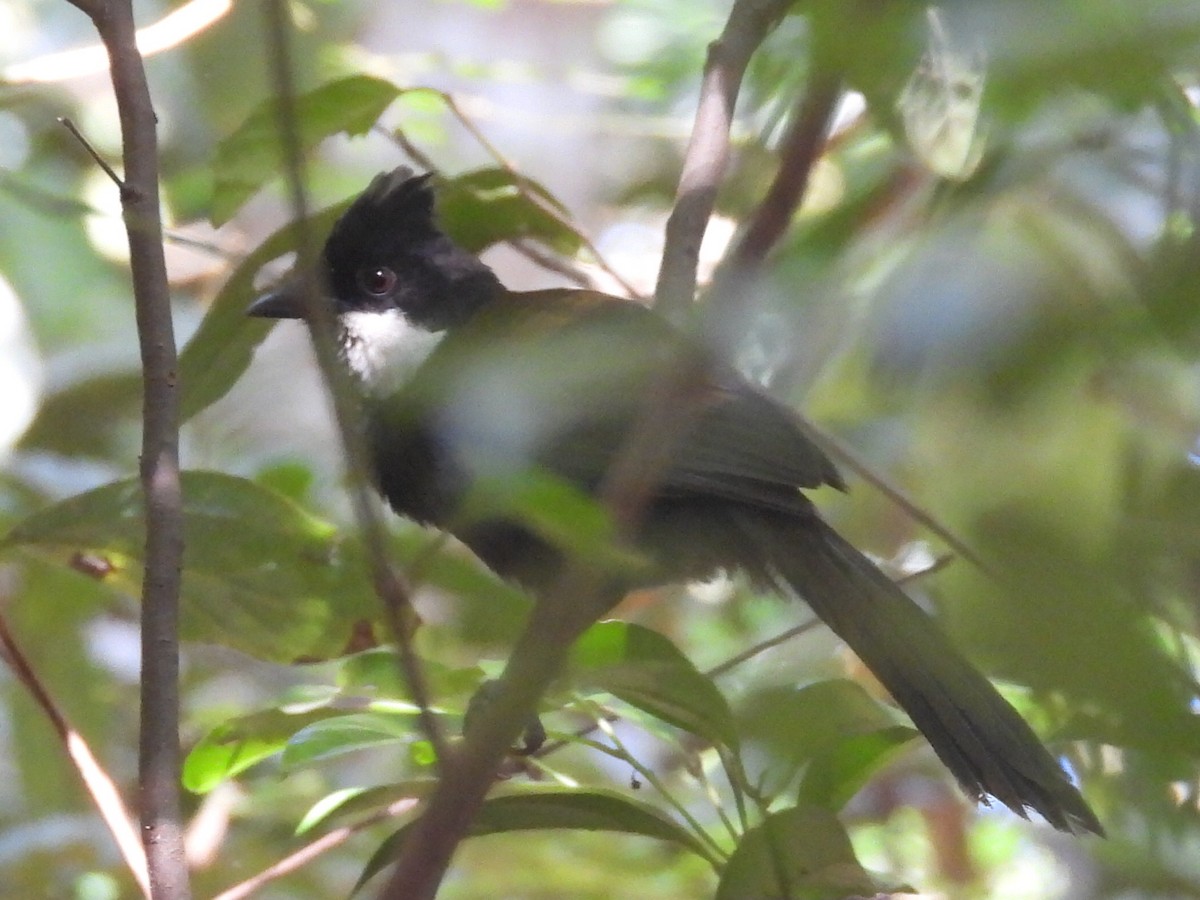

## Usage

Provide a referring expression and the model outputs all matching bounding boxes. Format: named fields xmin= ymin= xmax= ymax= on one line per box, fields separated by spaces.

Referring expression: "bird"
xmin=248 ymin=166 xmax=1102 ymax=835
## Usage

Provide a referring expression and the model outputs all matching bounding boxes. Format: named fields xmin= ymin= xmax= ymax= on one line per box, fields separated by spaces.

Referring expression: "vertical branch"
xmin=64 ymin=0 xmax=191 ymax=896
xmin=726 ymin=70 xmax=844 ymax=270
xmin=259 ymin=1 xmax=447 ymax=761
xmin=654 ymin=0 xmax=793 ymax=318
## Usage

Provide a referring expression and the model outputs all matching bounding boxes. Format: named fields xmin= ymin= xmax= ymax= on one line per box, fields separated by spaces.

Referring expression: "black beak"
xmin=247 ymin=286 xmax=305 ymax=319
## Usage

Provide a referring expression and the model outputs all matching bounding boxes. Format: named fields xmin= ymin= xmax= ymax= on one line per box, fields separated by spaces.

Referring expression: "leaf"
xmin=570 ymin=621 xmax=738 ymax=749
xmin=337 ymin=648 xmax=486 ymax=709
xmin=282 ymin=712 xmax=419 ymax=770
xmin=717 ymin=805 xmax=909 ymax=900
xmin=354 ymin=787 xmax=715 ymax=893
xmin=184 ymin=696 xmax=342 ymax=793
xmin=797 ymin=725 xmax=920 ymax=812
xmin=737 ymin=681 xmax=913 ymax=799
xmin=18 ymin=370 xmax=141 ymax=459
xmin=211 ymin=75 xmax=401 ymax=225
xmin=459 ymin=471 xmax=643 ymax=575
xmin=2 ymin=471 xmax=382 ymax=663
xmin=437 ymin=167 xmax=582 ymax=255
xmin=178 ymin=202 xmax=346 ymax=422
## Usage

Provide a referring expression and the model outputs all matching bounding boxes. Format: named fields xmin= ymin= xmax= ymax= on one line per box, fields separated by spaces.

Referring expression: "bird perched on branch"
xmin=249 ymin=167 xmax=1102 ymax=835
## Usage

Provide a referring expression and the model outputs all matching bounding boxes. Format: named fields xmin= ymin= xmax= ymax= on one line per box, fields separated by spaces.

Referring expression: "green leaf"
xmin=184 ymin=696 xmax=342 ymax=793
xmin=437 ymin=167 xmax=582 ymax=255
xmin=737 ymin=681 xmax=913 ymax=799
xmin=178 ymin=201 xmax=346 ymax=422
xmin=354 ymin=787 xmax=716 ymax=893
xmin=18 ymin=371 xmax=141 ymax=459
xmin=211 ymin=75 xmax=401 ymax=225
xmin=2 ymin=471 xmax=381 ymax=663
xmin=717 ymin=805 xmax=907 ymax=900
xmin=798 ymin=725 xmax=920 ymax=812
xmin=282 ymin=712 xmax=418 ymax=770
xmin=337 ymin=648 xmax=486 ymax=708
xmin=570 ymin=621 xmax=738 ymax=749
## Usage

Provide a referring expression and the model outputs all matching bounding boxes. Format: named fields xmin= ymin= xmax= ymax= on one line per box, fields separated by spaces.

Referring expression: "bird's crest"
xmin=325 ymin=167 xmax=438 ymax=265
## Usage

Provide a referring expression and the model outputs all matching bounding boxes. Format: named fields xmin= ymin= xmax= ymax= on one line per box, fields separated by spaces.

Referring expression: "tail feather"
xmin=734 ymin=511 xmax=1102 ymax=835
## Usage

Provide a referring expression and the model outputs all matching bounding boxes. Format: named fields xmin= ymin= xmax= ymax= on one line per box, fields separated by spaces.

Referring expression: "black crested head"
xmin=322 ymin=167 xmax=502 ymax=332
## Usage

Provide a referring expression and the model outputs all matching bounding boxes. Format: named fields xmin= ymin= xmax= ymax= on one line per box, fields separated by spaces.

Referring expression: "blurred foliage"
xmin=1 ymin=0 xmax=1200 ymax=897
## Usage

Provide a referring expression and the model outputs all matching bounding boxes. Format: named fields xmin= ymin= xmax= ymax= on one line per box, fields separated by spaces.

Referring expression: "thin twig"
xmin=438 ymin=91 xmax=643 ymax=299
xmin=705 ymin=552 xmax=956 ymax=679
xmin=212 ymin=797 xmax=419 ymax=900
xmin=573 ymin=716 xmax=727 ymax=864
xmin=261 ymin=0 xmax=448 ymax=764
xmin=59 ymin=116 xmax=125 ymax=189
xmin=0 ymin=611 xmax=150 ymax=897
xmin=64 ymin=0 xmax=191 ymax=895
xmin=707 ymin=619 xmax=822 ymax=679
xmin=799 ymin=422 xmax=991 ymax=575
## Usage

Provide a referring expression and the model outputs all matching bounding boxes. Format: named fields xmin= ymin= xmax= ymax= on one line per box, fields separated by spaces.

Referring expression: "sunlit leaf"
xmin=296 ymin=782 xmax=434 ymax=835
xmin=184 ymin=698 xmax=342 ymax=793
xmin=282 ymin=711 xmax=419 ymax=770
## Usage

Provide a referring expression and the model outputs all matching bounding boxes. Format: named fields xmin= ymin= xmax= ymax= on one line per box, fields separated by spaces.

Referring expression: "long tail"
xmin=734 ymin=511 xmax=1102 ymax=835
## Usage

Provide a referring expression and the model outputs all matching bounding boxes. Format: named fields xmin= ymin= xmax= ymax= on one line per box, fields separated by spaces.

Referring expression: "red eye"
xmin=358 ymin=266 xmax=396 ymax=296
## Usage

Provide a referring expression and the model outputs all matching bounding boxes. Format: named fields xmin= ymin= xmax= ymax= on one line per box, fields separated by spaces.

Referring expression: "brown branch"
xmin=260 ymin=0 xmax=448 ymax=762
xmin=654 ymin=0 xmax=793 ymax=318
xmin=65 ymin=0 xmax=191 ymax=895
xmin=212 ymin=797 xmax=419 ymax=900
xmin=0 ymin=610 xmax=151 ymax=897
xmin=727 ymin=72 xmax=844 ymax=269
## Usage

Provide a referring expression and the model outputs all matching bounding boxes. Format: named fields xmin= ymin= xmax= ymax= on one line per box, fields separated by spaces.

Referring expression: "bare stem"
xmin=654 ymin=0 xmax=793 ymax=318
xmin=260 ymin=0 xmax=448 ymax=763
xmin=64 ymin=0 xmax=190 ymax=895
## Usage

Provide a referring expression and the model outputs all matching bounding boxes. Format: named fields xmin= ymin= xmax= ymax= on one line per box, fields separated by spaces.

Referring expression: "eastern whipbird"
xmin=249 ymin=167 xmax=1102 ymax=835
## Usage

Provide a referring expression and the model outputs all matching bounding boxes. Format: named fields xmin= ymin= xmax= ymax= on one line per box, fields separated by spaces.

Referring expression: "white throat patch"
xmin=339 ymin=309 xmax=444 ymax=398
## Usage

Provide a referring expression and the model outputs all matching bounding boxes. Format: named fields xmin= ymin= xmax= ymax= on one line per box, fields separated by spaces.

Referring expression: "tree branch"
xmin=727 ymin=71 xmax=844 ymax=269
xmin=260 ymin=0 xmax=448 ymax=763
xmin=0 ymin=610 xmax=150 ymax=897
xmin=64 ymin=0 xmax=191 ymax=895
xmin=654 ymin=0 xmax=793 ymax=318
